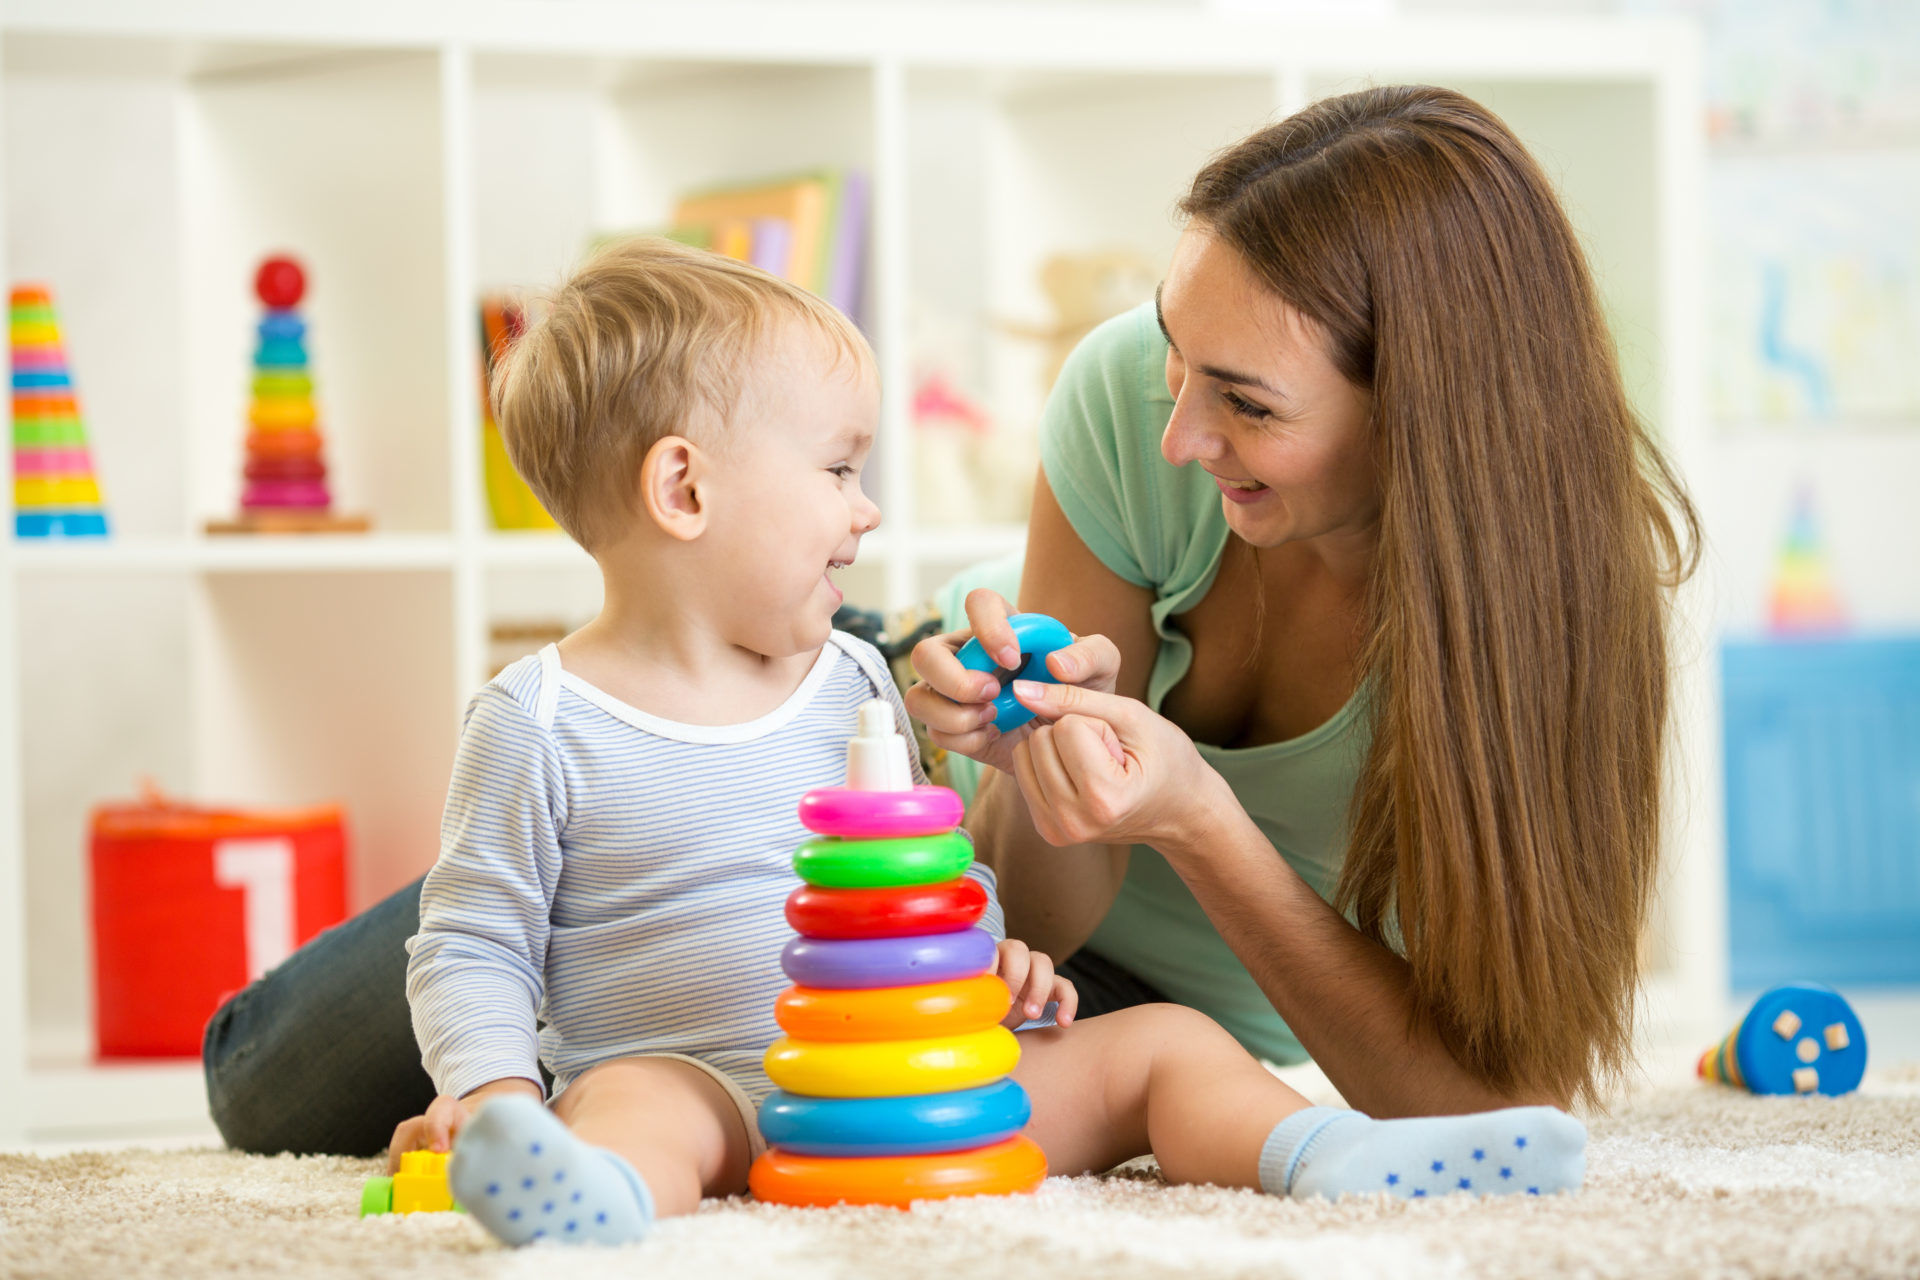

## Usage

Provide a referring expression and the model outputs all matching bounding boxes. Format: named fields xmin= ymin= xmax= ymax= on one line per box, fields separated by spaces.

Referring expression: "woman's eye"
xmin=1221 ymin=389 xmax=1271 ymax=420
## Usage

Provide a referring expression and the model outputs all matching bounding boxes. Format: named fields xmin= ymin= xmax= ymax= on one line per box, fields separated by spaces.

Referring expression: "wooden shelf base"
xmin=204 ymin=512 xmax=373 ymax=535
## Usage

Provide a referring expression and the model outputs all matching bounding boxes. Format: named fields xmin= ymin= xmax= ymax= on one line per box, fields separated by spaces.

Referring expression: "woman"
xmin=202 ymin=84 xmax=1694 ymax=1154
xmin=907 ymin=83 xmax=1696 ymax=1114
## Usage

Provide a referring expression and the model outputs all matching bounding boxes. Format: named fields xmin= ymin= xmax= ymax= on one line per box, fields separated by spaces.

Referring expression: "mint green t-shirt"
xmin=939 ymin=301 xmax=1371 ymax=1065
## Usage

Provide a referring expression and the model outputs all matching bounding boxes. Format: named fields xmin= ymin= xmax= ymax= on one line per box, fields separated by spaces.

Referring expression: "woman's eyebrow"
xmin=1156 ymin=284 xmax=1289 ymax=401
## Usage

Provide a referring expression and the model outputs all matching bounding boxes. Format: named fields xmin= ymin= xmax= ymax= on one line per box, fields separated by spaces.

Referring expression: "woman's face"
xmin=1157 ymin=227 xmax=1378 ymax=552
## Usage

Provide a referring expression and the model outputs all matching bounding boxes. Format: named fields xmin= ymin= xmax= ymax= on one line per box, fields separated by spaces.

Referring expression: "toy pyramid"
xmin=1767 ymin=487 xmax=1845 ymax=635
xmin=206 ymin=255 xmax=367 ymax=534
xmin=11 ymin=285 xmax=108 ymax=537
xmin=750 ymin=702 xmax=1046 ymax=1209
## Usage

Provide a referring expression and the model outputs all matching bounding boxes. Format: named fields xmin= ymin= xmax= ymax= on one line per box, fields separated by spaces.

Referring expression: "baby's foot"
xmin=1260 ymin=1105 xmax=1585 ymax=1201
xmin=449 ymin=1095 xmax=654 ymax=1246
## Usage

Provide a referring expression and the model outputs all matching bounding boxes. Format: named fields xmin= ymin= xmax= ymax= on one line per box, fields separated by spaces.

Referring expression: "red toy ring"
xmin=786 ymin=879 xmax=988 ymax=940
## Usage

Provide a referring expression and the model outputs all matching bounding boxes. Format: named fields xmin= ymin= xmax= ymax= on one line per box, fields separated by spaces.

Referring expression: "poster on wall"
xmin=1710 ymin=152 xmax=1920 ymax=425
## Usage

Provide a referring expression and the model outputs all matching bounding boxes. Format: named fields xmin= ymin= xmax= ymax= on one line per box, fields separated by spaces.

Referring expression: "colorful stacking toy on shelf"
xmin=1698 ymin=982 xmax=1868 ymax=1097
xmin=749 ymin=702 xmax=1047 ymax=1209
xmin=11 ymin=285 xmax=108 ymax=538
xmin=207 ymin=255 xmax=367 ymax=534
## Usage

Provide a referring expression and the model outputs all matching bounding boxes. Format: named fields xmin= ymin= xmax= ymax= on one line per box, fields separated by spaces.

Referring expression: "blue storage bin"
xmin=1722 ymin=637 xmax=1920 ymax=987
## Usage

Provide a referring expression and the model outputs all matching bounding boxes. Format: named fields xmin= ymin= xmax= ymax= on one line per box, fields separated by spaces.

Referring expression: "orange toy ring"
xmin=775 ymin=975 xmax=1011 ymax=1042
xmin=749 ymin=1135 xmax=1047 ymax=1208
xmin=246 ymin=430 xmax=324 ymax=458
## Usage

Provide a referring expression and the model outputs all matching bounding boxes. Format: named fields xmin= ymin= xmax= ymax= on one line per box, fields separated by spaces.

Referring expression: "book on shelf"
xmin=669 ymin=170 xmax=869 ymax=327
xmin=478 ymin=295 xmax=557 ymax=532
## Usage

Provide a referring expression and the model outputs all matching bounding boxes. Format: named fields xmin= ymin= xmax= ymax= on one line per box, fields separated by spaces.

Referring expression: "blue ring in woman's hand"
xmin=956 ymin=613 xmax=1075 ymax=733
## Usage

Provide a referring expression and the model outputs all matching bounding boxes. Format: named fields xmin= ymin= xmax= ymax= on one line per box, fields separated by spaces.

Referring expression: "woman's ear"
xmin=637 ymin=435 xmax=711 ymax=541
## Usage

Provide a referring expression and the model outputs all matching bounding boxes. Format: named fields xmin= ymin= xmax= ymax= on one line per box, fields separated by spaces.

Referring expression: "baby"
xmin=394 ymin=237 xmax=1586 ymax=1248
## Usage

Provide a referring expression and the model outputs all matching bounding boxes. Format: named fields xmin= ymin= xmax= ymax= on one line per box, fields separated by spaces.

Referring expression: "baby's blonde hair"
xmin=493 ymin=236 xmax=869 ymax=550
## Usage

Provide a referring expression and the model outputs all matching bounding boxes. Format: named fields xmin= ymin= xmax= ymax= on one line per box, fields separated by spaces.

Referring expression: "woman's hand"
xmin=1006 ymin=680 xmax=1229 ymax=853
xmin=993 ymin=938 xmax=1079 ymax=1028
xmin=385 ymin=1077 xmax=543 ymax=1172
xmin=904 ymin=588 xmax=1123 ymax=776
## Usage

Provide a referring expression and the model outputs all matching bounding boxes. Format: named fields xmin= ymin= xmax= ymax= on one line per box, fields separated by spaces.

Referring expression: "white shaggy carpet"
xmin=6 ymin=1062 xmax=1918 ymax=1280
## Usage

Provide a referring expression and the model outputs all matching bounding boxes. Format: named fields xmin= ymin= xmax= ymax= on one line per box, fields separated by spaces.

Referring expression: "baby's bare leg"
xmin=449 ymin=1056 xmax=750 ymax=1246
xmin=1012 ymin=1003 xmax=1307 ymax=1187
xmin=551 ymin=1057 xmax=753 ymax=1217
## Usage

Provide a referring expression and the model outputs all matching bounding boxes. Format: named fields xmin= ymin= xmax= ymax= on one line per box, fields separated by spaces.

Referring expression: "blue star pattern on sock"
xmin=1256 ymin=1105 xmax=1586 ymax=1202
xmin=449 ymin=1095 xmax=655 ymax=1247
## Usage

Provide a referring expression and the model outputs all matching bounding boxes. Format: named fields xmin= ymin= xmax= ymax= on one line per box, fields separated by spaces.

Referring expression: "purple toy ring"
xmin=781 ymin=927 xmax=998 ymax=990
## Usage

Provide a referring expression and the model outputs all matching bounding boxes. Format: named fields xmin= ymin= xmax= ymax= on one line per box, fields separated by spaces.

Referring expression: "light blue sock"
xmin=1257 ymin=1105 xmax=1585 ymax=1201
xmin=449 ymin=1095 xmax=655 ymax=1247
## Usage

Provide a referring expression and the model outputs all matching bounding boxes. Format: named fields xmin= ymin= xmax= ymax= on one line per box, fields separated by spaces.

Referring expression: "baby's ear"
xmin=637 ymin=435 xmax=708 ymax=541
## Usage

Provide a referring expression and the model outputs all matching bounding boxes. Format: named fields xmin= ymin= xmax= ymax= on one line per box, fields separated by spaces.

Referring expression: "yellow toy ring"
xmin=249 ymin=398 xmax=318 ymax=430
xmin=775 ymin=975 xmax=1011 ymax=1042
xmin=750 ymin=1135 xmax=1047 ymax=1208
xmin=765 ymin=1026 xmax=1019 ymax=1097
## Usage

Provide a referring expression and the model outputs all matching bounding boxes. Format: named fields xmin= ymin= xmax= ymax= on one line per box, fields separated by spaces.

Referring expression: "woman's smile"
xmin=1208 ymin=471 xmax=1271 ymax=504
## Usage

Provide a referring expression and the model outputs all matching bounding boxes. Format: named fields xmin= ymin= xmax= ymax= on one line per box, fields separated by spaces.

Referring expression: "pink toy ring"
xmin=798 ymin=786 xmax=965 ymax=840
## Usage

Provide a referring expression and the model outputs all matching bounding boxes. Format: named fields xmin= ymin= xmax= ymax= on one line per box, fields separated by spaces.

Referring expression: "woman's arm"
xmin=1004 ymin=676 xmax=1562 ymax=1116
xmin=909 ymin=473 xmax=1158 ymax=959
xmin=1164 ymin=799 xmax=1556 ymax=1116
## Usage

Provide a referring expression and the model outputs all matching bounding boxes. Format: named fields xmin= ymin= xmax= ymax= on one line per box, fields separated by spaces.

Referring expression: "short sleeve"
xmin=1036 ymin=303 xmax=1178 ymax=589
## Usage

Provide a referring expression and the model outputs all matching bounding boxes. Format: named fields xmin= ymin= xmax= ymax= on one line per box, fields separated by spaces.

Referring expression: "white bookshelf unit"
xmin=0 ymin=2 xmax=1714 ymax=1144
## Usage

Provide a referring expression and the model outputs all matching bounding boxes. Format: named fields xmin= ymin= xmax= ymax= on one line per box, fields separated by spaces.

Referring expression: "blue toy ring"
xmin=956 ymin=613 xmax=1075 ymax=733
xmin=758 ymin=1079 xmax=1032 ymax=1157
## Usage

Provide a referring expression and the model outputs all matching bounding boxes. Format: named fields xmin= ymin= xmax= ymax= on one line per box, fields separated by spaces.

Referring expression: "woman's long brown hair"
xmin=1181 ymin=85 xmax=1699 ymax=1107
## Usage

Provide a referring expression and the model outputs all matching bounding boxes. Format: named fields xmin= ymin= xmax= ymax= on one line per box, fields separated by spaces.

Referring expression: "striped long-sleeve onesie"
xmin=405 ymin=631 xmax=1006 ymax=1121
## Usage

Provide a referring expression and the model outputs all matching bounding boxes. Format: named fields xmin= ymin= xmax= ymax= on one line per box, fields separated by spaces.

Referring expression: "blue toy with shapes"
xmin=1698 ymin=982 xmax=1867 ymax=1097
xmin=956 ymin=612 xmax=1075 ymax=734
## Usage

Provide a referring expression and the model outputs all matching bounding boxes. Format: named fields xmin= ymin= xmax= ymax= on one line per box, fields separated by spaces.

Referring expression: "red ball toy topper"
xmin=255 ymin=255 xmax=306 ymax=309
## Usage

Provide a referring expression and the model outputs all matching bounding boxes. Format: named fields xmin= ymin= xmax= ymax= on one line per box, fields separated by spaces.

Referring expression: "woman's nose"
xmin=1161 ymin=394 xmax=1222 ymax=469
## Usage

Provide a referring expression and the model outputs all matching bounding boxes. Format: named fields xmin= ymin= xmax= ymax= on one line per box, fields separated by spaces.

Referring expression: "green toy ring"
xmin=360 ymin=1176 xmax=394 ymax=1217
xmin=793 ymin=831 xmax=973 ymax=888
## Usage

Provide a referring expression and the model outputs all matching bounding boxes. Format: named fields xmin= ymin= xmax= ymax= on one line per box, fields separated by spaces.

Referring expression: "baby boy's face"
xmin=700 ymin=318 xmax=882 ymax=658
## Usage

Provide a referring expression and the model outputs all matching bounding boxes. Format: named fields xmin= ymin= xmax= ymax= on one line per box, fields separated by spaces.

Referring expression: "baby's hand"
xmin=993 ymin=938 xmax=1079 ymax=1029
xmin=386 ymin=1077 xmax=543 ymax=1172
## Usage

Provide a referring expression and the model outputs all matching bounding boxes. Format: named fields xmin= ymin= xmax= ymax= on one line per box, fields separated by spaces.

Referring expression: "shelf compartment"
xmin=8 ymin=533 xmax=456 ymax=573
xmin=180 ymin=50 xmax=454 ymax=534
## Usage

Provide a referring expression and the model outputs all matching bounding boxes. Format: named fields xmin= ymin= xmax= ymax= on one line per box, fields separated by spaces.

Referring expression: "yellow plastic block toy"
xmin=360 ymin=1150 xmax=464 ymax=1217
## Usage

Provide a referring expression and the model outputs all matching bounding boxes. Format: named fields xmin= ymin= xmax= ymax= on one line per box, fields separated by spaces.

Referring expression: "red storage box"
xmin=89 ymin=792 xmax=349 ymax=1058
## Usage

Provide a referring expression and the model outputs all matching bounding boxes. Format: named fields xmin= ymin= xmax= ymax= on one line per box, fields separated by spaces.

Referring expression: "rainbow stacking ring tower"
xmin=749 ymin=702 xmax=1047 ymax=1209
xmin=10 ymin=285 xmax=109 ymax=538
xmin=207 ymin=255 xmax=367 ymax=534
xmin=1698 ymin=982 xmax=1867 ymax=1097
